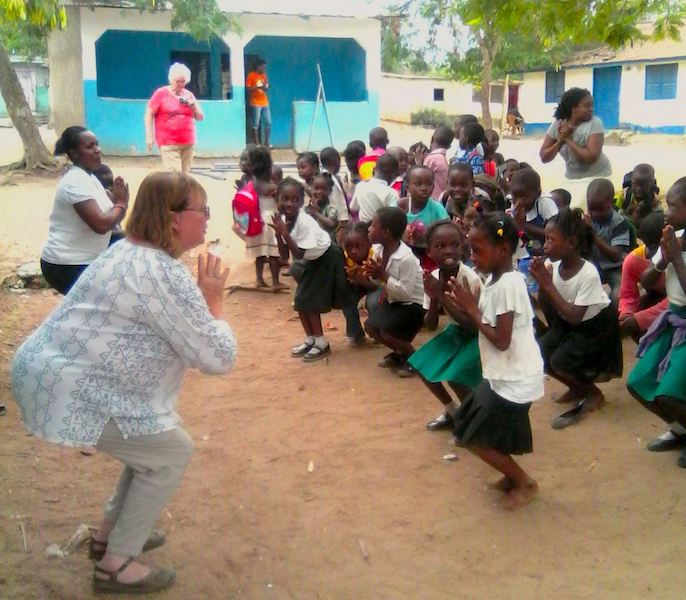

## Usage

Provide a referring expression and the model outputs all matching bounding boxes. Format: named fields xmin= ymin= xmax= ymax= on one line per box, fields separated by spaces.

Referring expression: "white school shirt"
xmin=41 ymin=166 xmax=114 ymax=264
xmin=290 ymin=210 xmax=331 ymax=260
xmin=546 ymin=259 xmax=610 ymax=321
xmin=350 ymin=178 xmax=398 ymax=224
xmin=423 ymin=264 xmax=482 ymax=313
xmin=652 ymin=229 xmax=686 ymax=306
xmin=11 ymin=239 xmax=237 ymax=447
xmin=478 ymin=271 xmax=544 ymax=404
xmin=372 ymin=242 xmax=424 ymax=305
xmin=322 ymin=169 xmax=349 ymax=221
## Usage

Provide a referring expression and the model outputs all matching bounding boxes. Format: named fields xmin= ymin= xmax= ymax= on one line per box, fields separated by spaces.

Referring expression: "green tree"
xmin=0 ymin=0 xmax=238 ymax=171
xmin=381 ymin=9 xmax=430 ymax=74
xmin=420 ymin=0 xmax=685 ymax=128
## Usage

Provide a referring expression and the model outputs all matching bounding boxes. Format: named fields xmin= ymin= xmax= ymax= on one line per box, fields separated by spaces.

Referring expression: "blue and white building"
xmin=48 ymin=1 xmax=382 ymax=155
xmin=517 ymin=27 xmax=686 ymax=135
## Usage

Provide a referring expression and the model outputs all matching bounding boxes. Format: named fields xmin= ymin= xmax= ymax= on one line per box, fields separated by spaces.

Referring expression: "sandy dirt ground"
xmin=1 ymin=123 xmax=686 ymax=599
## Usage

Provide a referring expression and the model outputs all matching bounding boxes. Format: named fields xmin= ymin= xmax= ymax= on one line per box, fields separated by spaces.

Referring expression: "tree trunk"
xmin=0 ymin=39 xmax=58 ymax=171
xmin=479 ymin=41 xmax=493 ymax=129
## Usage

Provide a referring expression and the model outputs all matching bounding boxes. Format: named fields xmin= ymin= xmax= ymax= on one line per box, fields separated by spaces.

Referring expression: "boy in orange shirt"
xmin=246 ymin=59 xmax=271 ymax=146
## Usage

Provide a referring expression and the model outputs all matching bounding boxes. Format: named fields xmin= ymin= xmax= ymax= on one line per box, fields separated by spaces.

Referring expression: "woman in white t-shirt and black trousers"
xmin=530 ymin=208 xmax=622 ymax=430
xmin=40 ymin=126 xmax=129 ymax=294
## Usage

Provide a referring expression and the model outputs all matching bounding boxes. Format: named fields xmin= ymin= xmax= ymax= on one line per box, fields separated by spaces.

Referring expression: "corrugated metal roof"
xmin=561 ymin=25 xmax=686 ymax=68
xmin=216 ymin=0 xmax=383 ymax=18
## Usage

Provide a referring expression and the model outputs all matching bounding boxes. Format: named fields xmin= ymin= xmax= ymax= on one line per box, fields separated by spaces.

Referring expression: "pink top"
xmin=148 ymin=86 xmax=197 ymax=147
xmin=423 ymin=148 xmax=449 ymax=200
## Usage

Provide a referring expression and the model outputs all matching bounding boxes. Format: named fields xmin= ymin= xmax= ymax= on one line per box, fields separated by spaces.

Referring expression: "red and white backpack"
xmin=231 ymin=181 xmax=263 ymax=237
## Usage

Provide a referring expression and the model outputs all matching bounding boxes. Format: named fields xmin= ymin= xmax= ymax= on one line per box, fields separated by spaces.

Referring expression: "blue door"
xmin=593 ymin=66 xmax=622 ymax=129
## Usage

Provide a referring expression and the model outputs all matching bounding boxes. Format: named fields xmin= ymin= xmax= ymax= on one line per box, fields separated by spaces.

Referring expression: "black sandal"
xmin=89 ymin=531 xmax=166 ymax=561
xmin=551 ymin=400 xmax=586 ymax=430
xmin=92 ymin=557 xmax=176 ymax=594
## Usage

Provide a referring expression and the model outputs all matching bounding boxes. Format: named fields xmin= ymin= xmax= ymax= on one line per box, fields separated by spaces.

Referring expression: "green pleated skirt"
xmin=627 ymin=304 xmax=686 ymax=402
xmin=408 ymin=323 xmax=482 ymax=387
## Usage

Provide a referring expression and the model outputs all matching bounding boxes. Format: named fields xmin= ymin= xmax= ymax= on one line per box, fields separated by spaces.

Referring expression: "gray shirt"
xmin=547 ymin=116 xmax=612 ymax=179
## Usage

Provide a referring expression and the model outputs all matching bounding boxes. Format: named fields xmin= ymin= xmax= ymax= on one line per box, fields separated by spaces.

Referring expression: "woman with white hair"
xmin=145 ymin=62 xmax=204 ymax=174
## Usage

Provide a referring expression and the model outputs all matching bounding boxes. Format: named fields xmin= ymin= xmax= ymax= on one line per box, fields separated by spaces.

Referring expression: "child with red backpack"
xmin=232 ymin=145 xmax=287 ymax=290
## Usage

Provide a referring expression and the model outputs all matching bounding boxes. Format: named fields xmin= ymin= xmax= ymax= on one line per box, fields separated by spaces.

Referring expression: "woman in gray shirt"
xmin=539 ymin=88 xmax=612 ymax=207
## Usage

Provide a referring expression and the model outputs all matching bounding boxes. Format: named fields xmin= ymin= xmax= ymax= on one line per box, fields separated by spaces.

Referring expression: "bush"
xmin=410 ymin=108 xmax=458 ymax=129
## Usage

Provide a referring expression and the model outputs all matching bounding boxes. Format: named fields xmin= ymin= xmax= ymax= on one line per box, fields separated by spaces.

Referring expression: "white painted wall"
xmin=379 ymin=74 xmax=504 ymax=123
xmin=619 ymin=60 xmax=686 ymax=128
xmin=519 ymin=69 xmax=594 ymax=125
xmin=520 ymin=62 xmax=685 ymax=130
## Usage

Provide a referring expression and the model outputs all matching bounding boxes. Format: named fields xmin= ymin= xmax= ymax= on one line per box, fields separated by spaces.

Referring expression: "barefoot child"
xmin=628 ymin=178 xmax=686 ymax=467
xmin=271 ymin=177 xmax=352 ymax=362
xmin=408 ymin=220 xmax=483 ymax=430
xmin=447 ymin=213 xmax=543 ymax=510
xmin=530 ymin=208 xmax=622 ymax=430
xmin=363 ymin=207 xmax=425 ymax=376
xmin=233 ymin=146 xmax=286 ymax=290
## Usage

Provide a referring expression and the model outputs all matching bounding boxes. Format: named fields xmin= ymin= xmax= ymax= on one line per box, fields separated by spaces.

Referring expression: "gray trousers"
xmin=95 ymin=420 xmax=194 ymax=556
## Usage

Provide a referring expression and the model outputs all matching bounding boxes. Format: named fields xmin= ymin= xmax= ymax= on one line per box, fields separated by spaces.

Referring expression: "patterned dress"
xmin=11 ymin=239 xmax=237 ymax=447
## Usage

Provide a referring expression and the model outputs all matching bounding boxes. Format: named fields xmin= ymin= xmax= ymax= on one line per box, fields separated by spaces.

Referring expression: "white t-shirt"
xmin=478 ymin=271 xmax=544 ymax=404
xmin=322 ymin=169 xmax=349 ymax=221
xmin=41 ymin=166 xmax=113 ymax=264
xmin=653 ymin=230 xmax=686 ymax=306
xmin=547 ymin=259 xmax=610 ymax=321
xmin=423 ymin=264 xmax=482 ymax=313
xmin=291 ymin=211 xmax=331 ymax=261
xmin=350 ymin=178 xmax=398 ymax=224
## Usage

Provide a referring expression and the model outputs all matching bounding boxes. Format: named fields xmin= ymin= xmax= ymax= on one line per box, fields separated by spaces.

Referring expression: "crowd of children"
xmin=231 ymin=118 xmax=686 ymax=509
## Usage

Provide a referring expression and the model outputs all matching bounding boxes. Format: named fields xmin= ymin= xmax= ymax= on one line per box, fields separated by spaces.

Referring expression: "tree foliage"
xmin=419 ymin=0 xmax=685 ymax=127
xmin=0 ymin=0 xmax=238 ymax=171
xmin=381 ymin=12 xmax=431 ymax=74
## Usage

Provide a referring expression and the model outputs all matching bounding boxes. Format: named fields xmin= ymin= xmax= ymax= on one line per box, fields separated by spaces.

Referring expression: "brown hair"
xmin=126 ymin=172 xmax=206 ymax=257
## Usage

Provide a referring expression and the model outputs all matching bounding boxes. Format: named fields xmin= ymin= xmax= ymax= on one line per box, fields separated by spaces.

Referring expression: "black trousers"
xmin=40 ymin=259 xmax=88 ymax=295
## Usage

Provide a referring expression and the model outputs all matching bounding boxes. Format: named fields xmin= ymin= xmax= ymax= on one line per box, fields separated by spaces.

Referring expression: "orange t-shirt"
xmin=246 ymin=72 xmax=269 ymax=107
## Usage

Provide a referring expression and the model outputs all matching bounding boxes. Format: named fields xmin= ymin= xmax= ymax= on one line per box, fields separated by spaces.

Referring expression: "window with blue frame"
xmin=645 ymin=63 xmax=678 ymax=100
xmin=545 ymin=71 xmax=565 ymax=103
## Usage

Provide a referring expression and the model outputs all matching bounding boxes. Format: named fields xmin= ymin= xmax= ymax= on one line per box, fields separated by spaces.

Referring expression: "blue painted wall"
xmin=244 ymin=36 xmax=370 ymax=148
xmin=96 ymin=30 xmax=230 ymax=100
xmin=84 ymin=80 xmax=246 ymax=155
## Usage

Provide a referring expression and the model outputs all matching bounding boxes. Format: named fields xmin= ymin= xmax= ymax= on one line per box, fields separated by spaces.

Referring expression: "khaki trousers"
xmin=159 ymin=144 xmax=194 ymax=174
xmin=96 ymin=420 xmax=194 ymax=556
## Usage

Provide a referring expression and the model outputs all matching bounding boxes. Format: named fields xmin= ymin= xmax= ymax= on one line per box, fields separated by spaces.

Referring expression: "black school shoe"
xmin=647 ymin=432 xmax=686 ymax=452
xmin=426 ymin=412 xmax=454 ymax=431
xmin=291 ymin=341 xmax=314 ymax=357
xmin=303 ymin=344 xmax=331 ymax=363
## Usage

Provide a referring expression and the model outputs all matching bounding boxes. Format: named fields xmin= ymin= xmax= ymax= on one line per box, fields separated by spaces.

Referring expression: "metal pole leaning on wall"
xmin=306 ymin=63 xmax=334 ymax=150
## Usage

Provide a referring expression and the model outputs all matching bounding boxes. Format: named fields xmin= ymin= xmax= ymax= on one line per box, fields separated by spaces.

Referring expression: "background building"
xmin=517 ymin=27 xmax=686 ymax=135
xmin=48 ymin=1 xmax=382 ymax=155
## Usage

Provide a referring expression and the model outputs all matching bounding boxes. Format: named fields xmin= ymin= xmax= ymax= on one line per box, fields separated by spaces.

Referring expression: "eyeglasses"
xmin=179 ymin=205 xmax=210 ymax=218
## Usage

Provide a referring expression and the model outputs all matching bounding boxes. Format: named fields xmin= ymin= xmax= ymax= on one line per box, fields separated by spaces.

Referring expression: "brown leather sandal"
xmin=89 ymin=531 xmax=166 ymax=561
xmin=92 ymin=557 xmax=176 ymax=594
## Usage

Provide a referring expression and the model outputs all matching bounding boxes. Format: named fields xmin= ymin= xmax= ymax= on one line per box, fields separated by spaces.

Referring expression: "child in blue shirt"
xmin=399 ymin=165 xmax=449 ymax=270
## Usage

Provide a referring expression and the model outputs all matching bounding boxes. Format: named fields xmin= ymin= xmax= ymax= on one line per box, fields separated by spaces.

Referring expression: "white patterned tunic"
xmin=11 ymin=239 xmax=237 ymax=447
